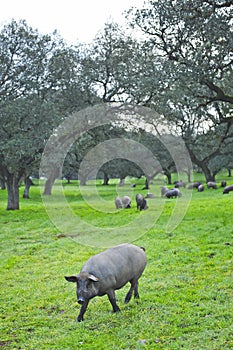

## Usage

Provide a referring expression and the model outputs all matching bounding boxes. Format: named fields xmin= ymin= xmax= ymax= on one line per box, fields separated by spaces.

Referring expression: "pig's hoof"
xmin=113 ymin=307 xmax=120 ymax=313
xmin=124 ymin=296 xmax=131 ymax=304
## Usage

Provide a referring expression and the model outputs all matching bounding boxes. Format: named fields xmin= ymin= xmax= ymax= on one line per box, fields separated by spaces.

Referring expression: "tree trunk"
xmin=227 ymin=168 xmax=232 ymax=177
xmin=103 ymin=173 xmax=109 ymax=185
xmin=119 ymin=178 xmax=125 ymax=186
xmin=0 ymin=178 xmax=6 ymax=190
xmin=43 ymin=176 xmax=56 ymax=195
xmin=163 ymin=170 xmax=172 ymax=185
xmin=201 ymin=164 xmax=215 ymax=182
xmin=79 ymin=176 xmax=87 ymax=186
xmin=186 ymin=147 xmax=215 ymax=182
xmin=23 ymin=176 xmax=33 ymax=199
xmin=43 ymin=168 xmax=59 ymax=195
xmin=6 ymin=174 xmax=20 ymax=210
xmin=185 ymin=169 xmax=192 ymax=183
xmin=143 ymin=178 xmax=150 ymax=190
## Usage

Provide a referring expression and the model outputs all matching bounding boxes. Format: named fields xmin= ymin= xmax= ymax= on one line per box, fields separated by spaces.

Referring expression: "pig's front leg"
xmin=107 ymin=289 xmax=120 ymax=313
xmin=77 ymin=300 xmax=89 ymax=322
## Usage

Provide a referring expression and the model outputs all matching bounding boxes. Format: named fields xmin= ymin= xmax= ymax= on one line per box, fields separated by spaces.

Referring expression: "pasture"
xmin=0 ymin=175 xmax=232 ymax=349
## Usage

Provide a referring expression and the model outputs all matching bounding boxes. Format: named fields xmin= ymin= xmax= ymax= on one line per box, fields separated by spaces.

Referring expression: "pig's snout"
xmin=78 ymin=296 xmax=85 ymax=305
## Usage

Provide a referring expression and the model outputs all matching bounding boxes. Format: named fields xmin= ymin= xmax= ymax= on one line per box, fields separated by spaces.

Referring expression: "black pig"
xmin=165 ymin=188 xmax=182 ymax=198
xmin=121 ymin=196 xmax=131 ymax=208
xmin=136 ymin=194 xmax=148 ymax=211
xmin=207 ymin=181 xmax=217 ymax=189
xmin=198 ymin=184 xmax=204 ymax=192
xmin=161 ymin=186 xmax=168 ymax=197
xmin=174 ymin=181 xmax=186 ymax=188
xmin=65 ymin=244 xmax=146 ymax=322
xmin=115 ymin=196 xmax=123 ymax=209
xmin=223 ymin=185 xmax=233 ymax=194
xmin=188 ymin=182 xmax=202 ymax=189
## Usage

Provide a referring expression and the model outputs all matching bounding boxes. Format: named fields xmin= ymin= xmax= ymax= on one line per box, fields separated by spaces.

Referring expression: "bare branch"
xmin=201 ymin=79 xmax=233 ymax=104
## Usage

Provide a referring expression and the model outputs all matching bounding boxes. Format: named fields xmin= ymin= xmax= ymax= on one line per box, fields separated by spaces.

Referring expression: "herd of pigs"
xmin=114 ymin=180 xmax=233 ymax=212
xmin=65 ymin=180 xmax=233 ymax=322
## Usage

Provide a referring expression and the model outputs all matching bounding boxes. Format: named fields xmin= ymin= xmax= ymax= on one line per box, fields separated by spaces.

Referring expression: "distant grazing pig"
xmin=198 ymin=184 xmax=204 ymax=192
xmin=161 ymin=186 xmax=169 ymax=197
xmin=188 ymin=182 xmax=202 ymax=189
xmin=207 ymin=181 xmax=217 ymax=189
xmin=221 ymin=181 xmax=227 ymax=187
xmin=223 ymin=185 xmax=233 ymax=194
xmin=65 ymin=244 xmax=147 ymax=322
xmin=136 ymin=193 xmax=148 ymax=211
xmin=145 ymin=193 xmax=155 ymax=199
xmin=165 ymin=188 xmax=182 ymax=198
xmin=122 ymin=196 xmax=131 ymax=208
xmin=115 ymin=196 xmax=123 ymax=209
xmin=174 ymin=181 xmax=186 ymax=188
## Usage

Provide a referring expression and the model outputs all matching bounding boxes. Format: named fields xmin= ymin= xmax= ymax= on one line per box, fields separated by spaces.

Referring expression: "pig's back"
xmin=82 ymin=244 xmax=146 ymax=289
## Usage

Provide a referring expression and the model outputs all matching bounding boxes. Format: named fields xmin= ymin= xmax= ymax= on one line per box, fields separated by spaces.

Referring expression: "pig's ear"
xmin=65 ymin=275 xmax=78 ymax=283
xmin=88 ymin=274 xmax=99 ymax=282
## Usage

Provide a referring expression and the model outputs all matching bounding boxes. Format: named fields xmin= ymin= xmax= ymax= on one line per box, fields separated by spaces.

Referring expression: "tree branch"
xmin=202 ymin=79 xmax=233 ymax=104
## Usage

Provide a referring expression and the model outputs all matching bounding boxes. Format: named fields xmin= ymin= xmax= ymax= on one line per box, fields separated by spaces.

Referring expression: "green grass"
xmin=0 ymin=175 xmax=233 ymax=349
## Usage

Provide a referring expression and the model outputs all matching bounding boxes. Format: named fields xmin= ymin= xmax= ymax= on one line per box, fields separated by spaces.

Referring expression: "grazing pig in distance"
xmin=207 ymin=181 xmax=217 ymax=189
xmin=165 ymin=188 xmax=182 ymax=198
xmin=198 ymin=184 xmax=204 ymax=192
xmin=223 ymin=184 xmax=233 ymax=194
xmin=221 ymin=181 xmax=227 ymax=187
xmin=65 ymin=244 xmax=147 ymax=322
xmin=188 ymin=182 xmax=202 ymax=189
xmin=161 ymin=186 xmax=169 ymax=197
xmin=115 ymin=196 xmax=123 ymax=209
xmin=174 ymin=181 xmax=186 ymax=188
xmin=122 ymin=196 xmax=131 ymax=208
xmin=136 ymin=193 xmax=148 ymax=211
xmin=145 ymin=193 xmax=155 ymax=199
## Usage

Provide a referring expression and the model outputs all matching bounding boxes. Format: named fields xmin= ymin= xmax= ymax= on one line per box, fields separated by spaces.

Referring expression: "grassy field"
xmin=0 ymin=175 xmax=232 ymax=349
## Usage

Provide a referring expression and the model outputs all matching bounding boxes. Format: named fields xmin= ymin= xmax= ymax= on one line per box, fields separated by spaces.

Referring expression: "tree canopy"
xmin=127 ymin=0 xmax=233 ymax=180
xmin=128 ymin=0 xmax=233 ymax=108
xmin=0 ymin=20 xmax=93 ymax=209
xmin=1 ymin=3 xmax=233 ymax=208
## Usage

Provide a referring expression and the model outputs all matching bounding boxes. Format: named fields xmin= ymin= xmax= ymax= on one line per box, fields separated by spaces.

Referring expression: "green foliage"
xmin=128 ymin=0 xmax=233 ymax=107
xmin=1 ymin=12 xmax=232 ymax=208
xmin=0 ymin=19 xmax=95 ymax=209
xmin=0 ymin=176 xmax=232 ymax=349
xmin=79 ymin=21 xmax=159 ymax=104
xmin=127 ymin=0 xmax=233 ymax=181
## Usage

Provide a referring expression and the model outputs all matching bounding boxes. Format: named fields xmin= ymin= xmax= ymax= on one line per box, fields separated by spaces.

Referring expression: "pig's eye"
xmin=86 ymin=280 xmax=92 ymax=287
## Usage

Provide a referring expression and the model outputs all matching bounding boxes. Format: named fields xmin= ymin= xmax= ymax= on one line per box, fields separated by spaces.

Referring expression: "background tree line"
xmin=0 ymin=0 xmax=232 ymax=209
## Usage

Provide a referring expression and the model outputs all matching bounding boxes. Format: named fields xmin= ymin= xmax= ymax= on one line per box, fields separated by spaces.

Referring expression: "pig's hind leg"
xmin=124 ymin=279 xmax=139 ymax=304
